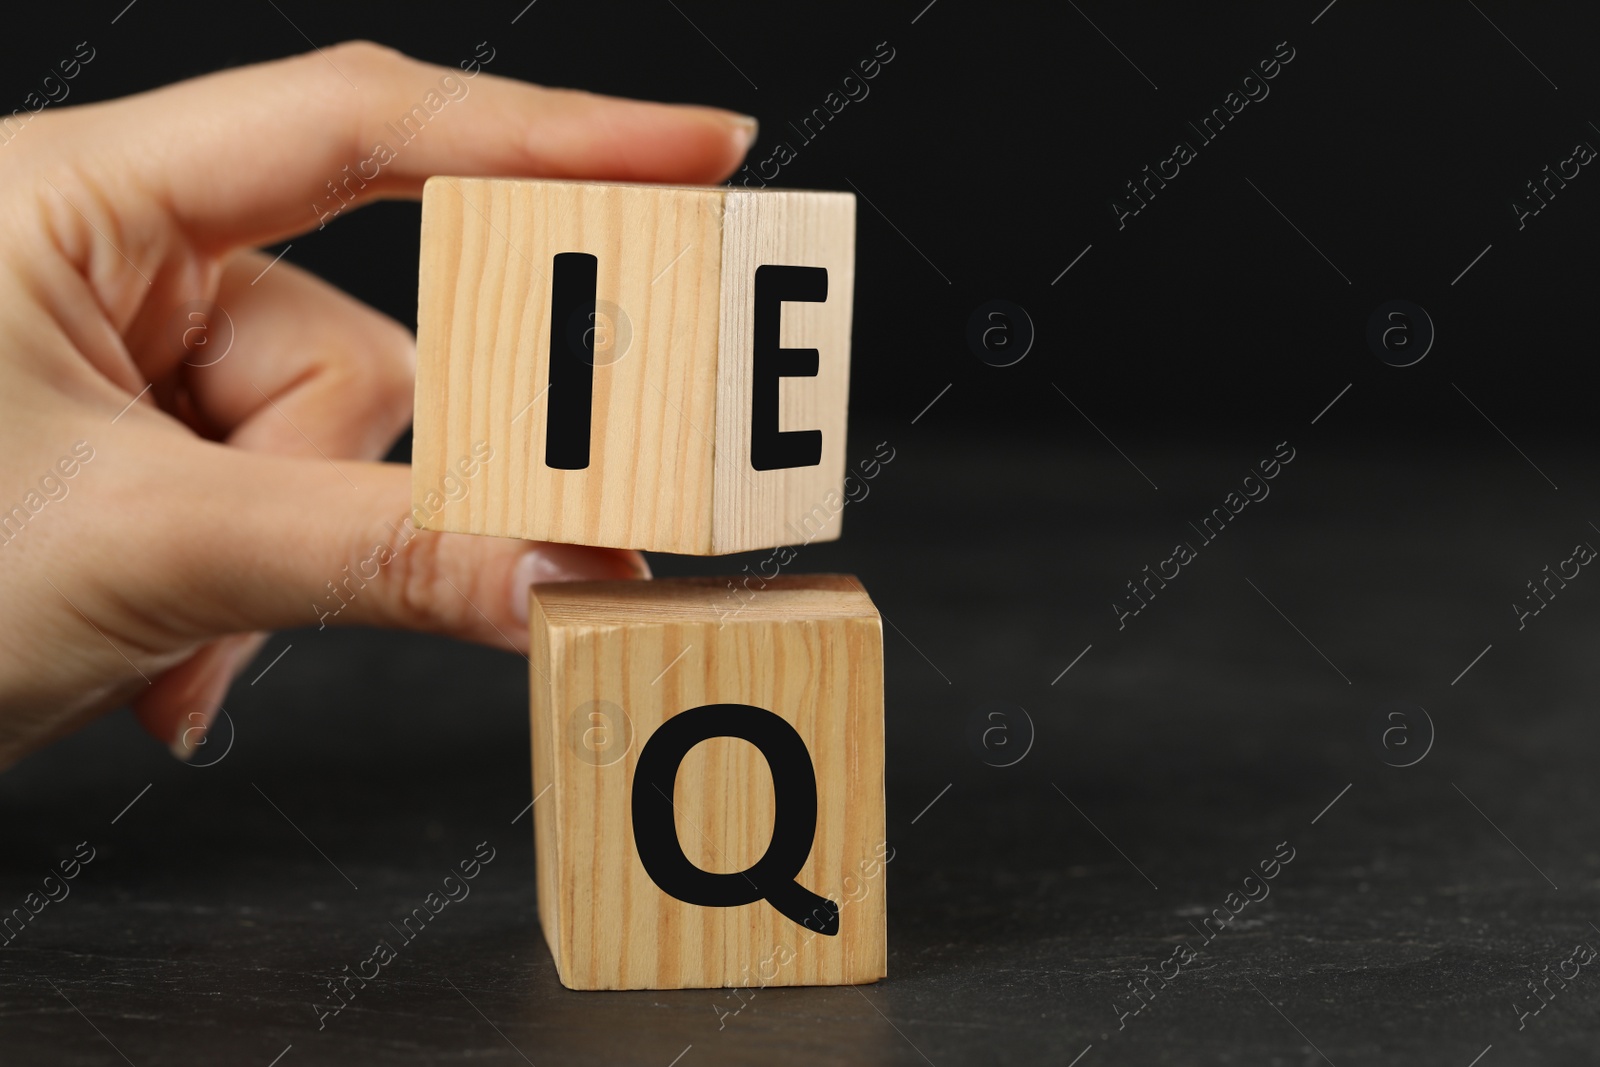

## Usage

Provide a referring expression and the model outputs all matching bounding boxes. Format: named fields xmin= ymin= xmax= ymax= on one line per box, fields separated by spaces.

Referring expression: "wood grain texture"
xmin=413 ymin=177 xmax=855 ymax=555
xmin=529 ymin=575 xmax=886 ymax=990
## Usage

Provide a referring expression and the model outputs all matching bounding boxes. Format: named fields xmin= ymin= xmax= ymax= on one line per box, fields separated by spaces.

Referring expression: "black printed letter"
xmin=750 ymin=265 xmax=826 ymax=471
xmin=632 ymin=703 xmax=838 ymax=934
xmin=544 ymin=252 xmax=597 ymax=470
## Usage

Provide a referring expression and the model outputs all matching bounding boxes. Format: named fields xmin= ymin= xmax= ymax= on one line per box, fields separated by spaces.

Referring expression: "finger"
xmin=117 ymin=441 xmax=648 ymax=655
xmin=83 ymin=42 xmax=757 ymax=253
xmin=131 ymin=632 xmax=267 ymax=759
xmin=135 ymin=251 xmax=416 ymax=456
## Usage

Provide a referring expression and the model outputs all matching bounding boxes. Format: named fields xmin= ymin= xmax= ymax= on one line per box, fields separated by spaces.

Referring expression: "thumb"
xmin=166 ymin=444 xmax=646 ymax=655
xmin=129 ymin=444 xmax=645 ymax=754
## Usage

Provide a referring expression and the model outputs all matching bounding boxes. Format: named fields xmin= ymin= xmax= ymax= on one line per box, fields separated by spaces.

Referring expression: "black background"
xmin=5 ymin=3 xmax=1600 ymax=1066
xmin=5 ymin=0 xmax=1594 ymax=438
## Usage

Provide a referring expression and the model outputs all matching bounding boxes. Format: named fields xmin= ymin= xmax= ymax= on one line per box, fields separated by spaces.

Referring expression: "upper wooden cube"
xmin=412 ymin=177 xmax=856 ymax=555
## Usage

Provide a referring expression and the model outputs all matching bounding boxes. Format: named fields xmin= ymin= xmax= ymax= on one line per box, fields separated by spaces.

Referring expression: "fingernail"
xmin=730 ymin=114 xmax=758 ymax=153
xmin=510 ymin=546 xmax=651 ymax=623
xmin=170 ymin=707 xmax=218 ymax=762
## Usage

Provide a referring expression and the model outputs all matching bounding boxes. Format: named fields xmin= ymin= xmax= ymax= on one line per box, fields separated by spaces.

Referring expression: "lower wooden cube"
xmin=528 ymin=574 xmax=886 ymax=990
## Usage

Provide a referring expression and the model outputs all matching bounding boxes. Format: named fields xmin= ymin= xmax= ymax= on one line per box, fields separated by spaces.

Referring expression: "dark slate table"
xmin=4 ymin=425 xmax=1597 ymax=1065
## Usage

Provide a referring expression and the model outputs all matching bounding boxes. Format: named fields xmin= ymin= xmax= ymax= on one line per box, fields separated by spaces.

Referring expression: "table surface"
xmin=4 ymin=429 xmax=1598 ymax=1066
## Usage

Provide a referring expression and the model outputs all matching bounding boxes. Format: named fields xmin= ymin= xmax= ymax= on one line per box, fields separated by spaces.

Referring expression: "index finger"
xmin=77 ymin=41 xmax=757 ymax=253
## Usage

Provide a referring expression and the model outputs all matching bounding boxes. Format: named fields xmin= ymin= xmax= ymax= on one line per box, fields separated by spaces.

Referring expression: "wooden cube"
xmin=413 ymin=177 xmax=856 ymax=555
xmin=528 ymin=575 xmax=886 ymax=990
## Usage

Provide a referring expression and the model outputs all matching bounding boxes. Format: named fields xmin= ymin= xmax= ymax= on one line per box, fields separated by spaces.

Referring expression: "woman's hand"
xmin=0 ymin=41 xmax=756 ymax=768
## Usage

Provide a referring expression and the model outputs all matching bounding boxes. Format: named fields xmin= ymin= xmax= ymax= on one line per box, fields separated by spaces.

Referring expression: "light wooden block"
xmin=529 ymin=574 xmax=886 ymax=990
xmin=413 ymin=177 xmax=856 ymax=555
